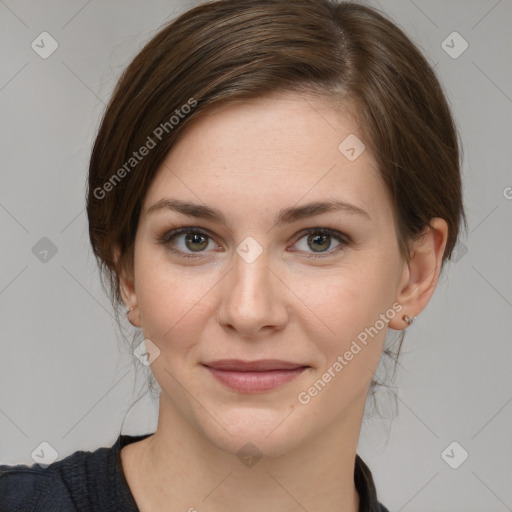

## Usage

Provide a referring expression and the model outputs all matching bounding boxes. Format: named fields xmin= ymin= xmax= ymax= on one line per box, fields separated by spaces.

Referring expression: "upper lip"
xmin=203 ymin=359 xmax=309 ymax=371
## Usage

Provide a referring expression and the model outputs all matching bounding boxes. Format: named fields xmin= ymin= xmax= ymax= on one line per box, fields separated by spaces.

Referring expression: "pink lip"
xmin=202 ymin=360 xmax=309 ymax=392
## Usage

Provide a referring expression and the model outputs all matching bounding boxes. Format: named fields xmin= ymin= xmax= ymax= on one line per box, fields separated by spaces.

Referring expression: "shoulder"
xmin=0 ymin=434 xmax=148 ymax=512
xmin=0 ymin=461 xmax=79 ymax=512
xmin=354 ymin=454 xmax=391 ymax=512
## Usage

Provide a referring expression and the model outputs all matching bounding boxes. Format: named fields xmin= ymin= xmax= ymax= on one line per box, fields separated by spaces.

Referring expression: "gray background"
xmin=1 ymin=1 xmax=511 ymax=510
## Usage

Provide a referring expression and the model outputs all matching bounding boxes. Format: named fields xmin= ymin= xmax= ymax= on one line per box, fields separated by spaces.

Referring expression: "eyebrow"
xmin=146 ymin=197 xmax=371 ymax=227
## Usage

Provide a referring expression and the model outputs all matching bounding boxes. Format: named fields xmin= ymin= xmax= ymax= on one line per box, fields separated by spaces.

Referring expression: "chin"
xmin=198 ymin=407 xmax=307 ymax=460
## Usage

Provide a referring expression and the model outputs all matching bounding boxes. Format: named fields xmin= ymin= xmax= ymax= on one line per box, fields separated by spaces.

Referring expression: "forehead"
xmin=143 ymin=92 xmax=389 ymax=222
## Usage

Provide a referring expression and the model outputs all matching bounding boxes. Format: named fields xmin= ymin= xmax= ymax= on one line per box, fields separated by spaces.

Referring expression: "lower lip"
xmin=204 ymin=366 xmax=308 ymax=392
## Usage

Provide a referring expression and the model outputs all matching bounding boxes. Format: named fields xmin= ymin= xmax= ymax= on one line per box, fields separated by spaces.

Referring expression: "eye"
xmin=157 ymin=226 xmax=351 ymax=260
xmin=290 ymin=228 xmax=350 ymax=258
xmin=157 ymin=227 xmax=218 ymax=259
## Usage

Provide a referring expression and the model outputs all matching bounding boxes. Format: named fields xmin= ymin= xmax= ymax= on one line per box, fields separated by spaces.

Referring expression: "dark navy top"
xmin=0 ymin=433 xmax=390 ymax=511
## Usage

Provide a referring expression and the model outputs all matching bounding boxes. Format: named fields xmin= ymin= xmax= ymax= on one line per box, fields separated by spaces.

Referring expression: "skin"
xmin=117 ymin=91 xmax=448 ymax=512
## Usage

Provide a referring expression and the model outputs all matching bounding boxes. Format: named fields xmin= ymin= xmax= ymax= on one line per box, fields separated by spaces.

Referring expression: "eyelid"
xmin=291 ymin=227 xmax=351 ymax=245
xmin=156 ymin=226 xmax=220 ymax=259
xmin=288 ymin=227 xmax=351 ymax=258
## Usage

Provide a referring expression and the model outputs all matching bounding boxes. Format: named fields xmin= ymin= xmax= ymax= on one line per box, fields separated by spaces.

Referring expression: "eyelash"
xmin=156 ymin=226 xmax=352 ymax=260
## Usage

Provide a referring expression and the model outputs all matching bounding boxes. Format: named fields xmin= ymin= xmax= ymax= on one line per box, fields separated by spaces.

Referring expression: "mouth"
xmin=202 ymin=359 xmax=310 ymax=393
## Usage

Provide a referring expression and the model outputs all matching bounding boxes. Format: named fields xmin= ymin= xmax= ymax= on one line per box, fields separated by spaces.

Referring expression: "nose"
xmin=216 ymin=248 xmax=289 ymax=337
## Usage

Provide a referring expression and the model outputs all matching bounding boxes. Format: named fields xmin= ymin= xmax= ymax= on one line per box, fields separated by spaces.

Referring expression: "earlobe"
xmin=121 ymin=278 xmax=141 ymax=328
xmin=120 ymin=282 xmax=135 ymax=312
xmin=115 ymin=245 xmax=141 ymax=327
xmin=388 ymin=218 xmax=449 ymax=330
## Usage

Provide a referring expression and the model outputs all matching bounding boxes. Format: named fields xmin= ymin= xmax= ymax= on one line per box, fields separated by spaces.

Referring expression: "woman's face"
xmin=127 ymin=92 xmax=408 ymax=457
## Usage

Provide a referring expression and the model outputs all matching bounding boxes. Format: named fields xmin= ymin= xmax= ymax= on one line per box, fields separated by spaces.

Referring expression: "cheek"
xmin=298 ymin=265 xmax=394 ymax=333
xmin=134 ymin=247 xmax=217 ymax=343
xmin=293 ymin=254 xmax=400 ymax=366
xmin=293 ymin=269 xmax=395 ymax=415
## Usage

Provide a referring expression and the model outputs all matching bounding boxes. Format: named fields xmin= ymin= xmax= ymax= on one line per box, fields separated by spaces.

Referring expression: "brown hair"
xmin=87 ymin=0 xmax=466 ymax=392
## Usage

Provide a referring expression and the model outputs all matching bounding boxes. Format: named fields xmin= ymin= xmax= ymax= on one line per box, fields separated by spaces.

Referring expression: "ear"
xmin=114 ymin=245 xmax=141 ymax=328
xmin=388 ymin=218 xmax=449 ymax=330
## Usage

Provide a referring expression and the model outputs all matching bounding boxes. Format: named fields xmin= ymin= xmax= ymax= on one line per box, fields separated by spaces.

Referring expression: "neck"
xmin=126 ymin=394 xmax=365 ymax=512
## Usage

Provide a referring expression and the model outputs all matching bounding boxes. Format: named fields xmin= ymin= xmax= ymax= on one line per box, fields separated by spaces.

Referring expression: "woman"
xmin=0 ymin=0 xmax=465 ymax=510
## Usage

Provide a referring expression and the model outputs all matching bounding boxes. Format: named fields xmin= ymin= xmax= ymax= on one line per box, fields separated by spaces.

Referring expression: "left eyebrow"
xmin=145 ymin=198 xmax=371 ymax=227
xmin=276 ymin=199 xmax=371 ymax=224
